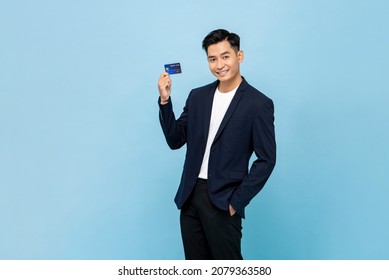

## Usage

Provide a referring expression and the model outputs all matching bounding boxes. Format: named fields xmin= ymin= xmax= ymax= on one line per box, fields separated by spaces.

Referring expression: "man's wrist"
xmin=160 ymin=97 xmax=169 ymax=105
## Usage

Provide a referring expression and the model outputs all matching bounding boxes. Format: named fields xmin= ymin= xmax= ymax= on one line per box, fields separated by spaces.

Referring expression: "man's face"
xmin=206 ymin=40 xmax=244 ymax=83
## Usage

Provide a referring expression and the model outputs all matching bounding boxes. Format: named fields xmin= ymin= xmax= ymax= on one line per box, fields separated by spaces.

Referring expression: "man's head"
xmin=202 ymin=29 xmax=240 ymax=53
xmin=202 ymin=29 xmax=244 ymax=89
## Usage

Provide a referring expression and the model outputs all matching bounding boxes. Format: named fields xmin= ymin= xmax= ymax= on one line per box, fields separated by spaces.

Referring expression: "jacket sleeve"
xmin=229 ymin=99 xmax=276 ymax=213
xmin=158 ymin=96 xmax=189 ymax=150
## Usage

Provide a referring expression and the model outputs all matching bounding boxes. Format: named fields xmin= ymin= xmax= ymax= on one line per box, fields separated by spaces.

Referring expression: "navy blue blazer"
xmin=159 ymin=78 xmax=276 ymax=218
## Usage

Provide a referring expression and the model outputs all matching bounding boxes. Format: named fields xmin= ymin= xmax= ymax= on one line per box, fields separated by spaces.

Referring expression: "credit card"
xmin=164 ymin=63 xmax=182 ymax=75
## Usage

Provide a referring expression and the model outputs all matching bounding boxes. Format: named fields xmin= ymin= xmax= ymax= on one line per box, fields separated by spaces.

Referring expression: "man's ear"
xmin=238 ymin=50 xmax=244 ymax=63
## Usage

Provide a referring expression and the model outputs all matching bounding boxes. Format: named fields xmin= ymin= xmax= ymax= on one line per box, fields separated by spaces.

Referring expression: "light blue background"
xmin=1 ymin=0 xmax=388 ymax=259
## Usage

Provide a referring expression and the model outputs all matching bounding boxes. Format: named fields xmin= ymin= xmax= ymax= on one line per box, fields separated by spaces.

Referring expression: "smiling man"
xmin=158 ymin=29 xmax=276 ymax=260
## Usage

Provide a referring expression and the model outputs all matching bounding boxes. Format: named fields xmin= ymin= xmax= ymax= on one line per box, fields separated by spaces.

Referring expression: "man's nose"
xmin=216 ymin=60 xmax=224 ymax=69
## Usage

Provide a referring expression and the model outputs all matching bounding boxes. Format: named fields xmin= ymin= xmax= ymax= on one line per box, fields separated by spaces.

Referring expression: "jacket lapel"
xmin=212 ymin=79 xmax=248 ymax=144
xmin=203 ymin=81 xmax=218 ymax=143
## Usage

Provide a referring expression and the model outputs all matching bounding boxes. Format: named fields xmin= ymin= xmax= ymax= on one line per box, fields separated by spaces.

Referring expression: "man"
xmin=158 ymin=29 xmax=276 ymax=260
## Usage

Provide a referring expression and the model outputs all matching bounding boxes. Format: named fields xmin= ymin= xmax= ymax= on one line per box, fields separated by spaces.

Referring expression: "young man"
xmin=158 ymin=29 xmax=276 ymax=260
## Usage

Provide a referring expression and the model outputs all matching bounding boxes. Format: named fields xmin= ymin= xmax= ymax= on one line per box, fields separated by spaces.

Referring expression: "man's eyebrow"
xmin=207 ymin=51 xmax=231 ymax=59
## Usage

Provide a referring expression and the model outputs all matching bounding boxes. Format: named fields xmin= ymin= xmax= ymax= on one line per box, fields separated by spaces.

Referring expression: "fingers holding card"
xmin=158 ymin=72 xmax=172 ymax=104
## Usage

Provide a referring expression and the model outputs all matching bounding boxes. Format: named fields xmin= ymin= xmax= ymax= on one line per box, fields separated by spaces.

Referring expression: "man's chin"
xmin=216 ymin=75 xmax=231 ymax=82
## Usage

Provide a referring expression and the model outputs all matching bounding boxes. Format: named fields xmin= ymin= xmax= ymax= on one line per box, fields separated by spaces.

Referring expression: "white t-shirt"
xmin=198 ymin=86 xmax=238 ymax=179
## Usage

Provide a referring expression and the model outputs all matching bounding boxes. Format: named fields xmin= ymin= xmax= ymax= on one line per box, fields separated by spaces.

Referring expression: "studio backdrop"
xmin=1 ymin=0 xmax=388 ymax=259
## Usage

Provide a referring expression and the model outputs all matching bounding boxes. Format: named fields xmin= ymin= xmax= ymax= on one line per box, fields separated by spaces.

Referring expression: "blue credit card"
xmin=164 ymin=63 xmax=182 ymax=75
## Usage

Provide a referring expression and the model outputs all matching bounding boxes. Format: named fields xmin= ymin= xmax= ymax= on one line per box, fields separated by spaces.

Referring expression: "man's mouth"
xmin=217 ymin=69 xmax=229 ymax=77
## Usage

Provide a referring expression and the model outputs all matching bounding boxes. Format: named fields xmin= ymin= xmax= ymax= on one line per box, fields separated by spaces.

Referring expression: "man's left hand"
xmin=229 ymin=204 xmax=236 ymax=216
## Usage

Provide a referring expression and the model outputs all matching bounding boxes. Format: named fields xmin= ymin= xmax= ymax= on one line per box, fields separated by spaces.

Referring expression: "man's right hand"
xmin=158 ymin=72 xmax=171 ymax=104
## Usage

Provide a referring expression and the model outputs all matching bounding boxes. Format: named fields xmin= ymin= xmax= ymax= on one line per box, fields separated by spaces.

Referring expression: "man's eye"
xmin=223 ymin=56 xmax=229 ymax=59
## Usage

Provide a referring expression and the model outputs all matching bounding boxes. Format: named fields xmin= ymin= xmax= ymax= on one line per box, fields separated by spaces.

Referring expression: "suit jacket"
xmin=159 ymin=78 xmax=276 ymax=218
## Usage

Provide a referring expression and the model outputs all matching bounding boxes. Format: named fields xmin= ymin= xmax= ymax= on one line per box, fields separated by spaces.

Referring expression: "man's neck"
xmin=218 ymin=75 xmax=243 ymax=93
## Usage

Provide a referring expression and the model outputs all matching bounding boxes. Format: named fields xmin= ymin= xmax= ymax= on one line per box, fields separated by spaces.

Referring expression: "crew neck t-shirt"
xmin=198 ymin=86 xmax=238 ymax=179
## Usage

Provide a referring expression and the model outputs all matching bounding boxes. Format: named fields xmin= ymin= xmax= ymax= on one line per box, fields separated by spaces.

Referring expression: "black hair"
xmin=202 ymin=29 xmax=240 ymax=53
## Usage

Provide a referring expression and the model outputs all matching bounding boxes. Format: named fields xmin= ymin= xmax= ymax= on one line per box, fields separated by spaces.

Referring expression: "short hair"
xmin=202 ymin=29 xmax=240 ymax=53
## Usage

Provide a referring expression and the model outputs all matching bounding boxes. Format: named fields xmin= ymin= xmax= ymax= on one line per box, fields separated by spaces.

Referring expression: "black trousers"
xmin=180 ymin=179 xmax=243 ymax=260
